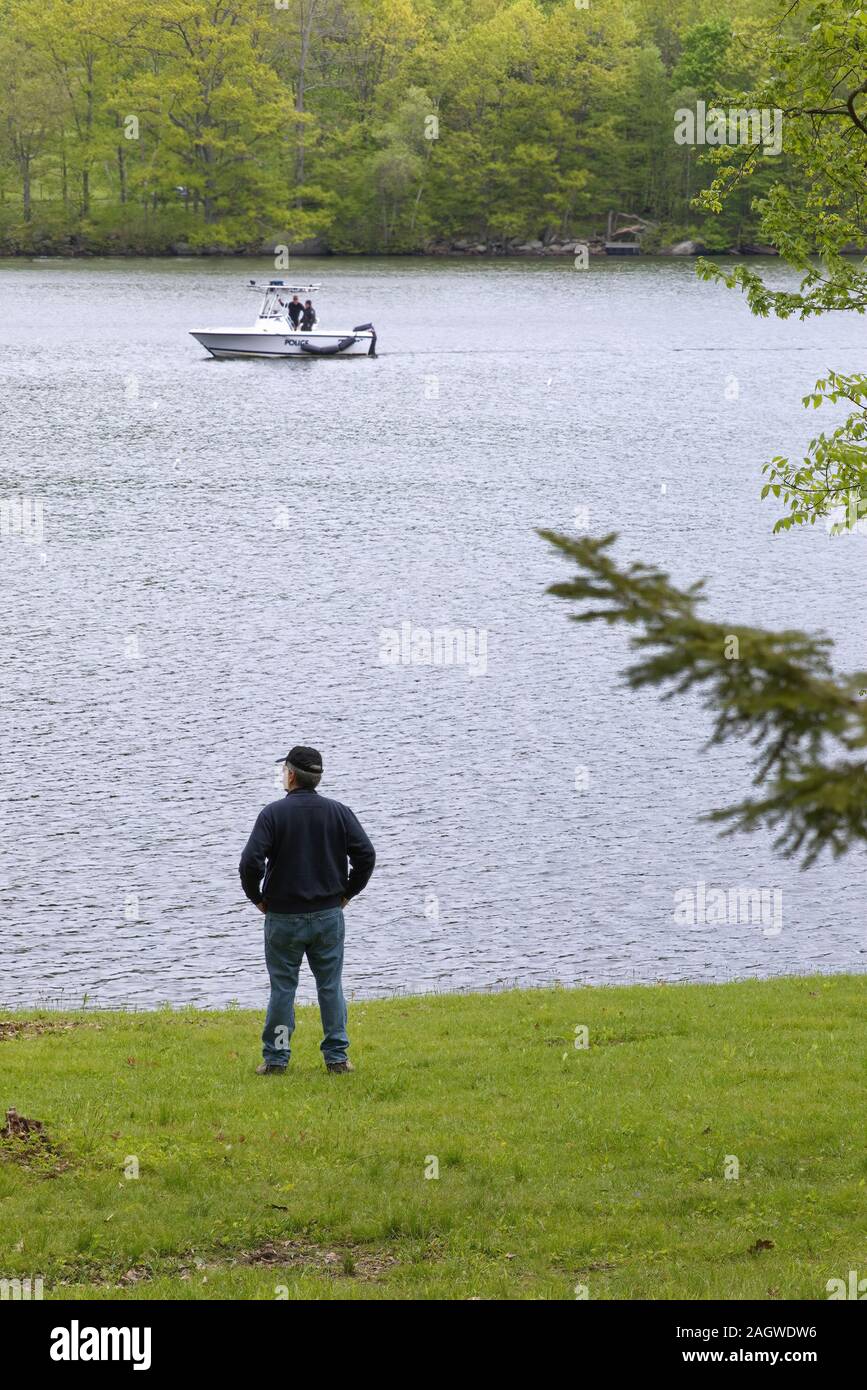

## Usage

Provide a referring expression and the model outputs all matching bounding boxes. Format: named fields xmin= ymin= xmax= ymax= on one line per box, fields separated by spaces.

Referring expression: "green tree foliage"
xmin=696 ymin=0 xmax=867 ymax=532
xmin=0 ymin=0 xmax=789 ymax=252
xmin=671 ymin=19 xmax=732 ymax=91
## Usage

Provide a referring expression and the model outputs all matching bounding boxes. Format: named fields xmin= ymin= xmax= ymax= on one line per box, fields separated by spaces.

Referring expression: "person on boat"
xmin=300 ymin=299 xmax=317 ymax=331
xmin=287 ymin=295 xmax=303 ymax=328
xmin=239 ymin=745 xmax=376 ymax=1075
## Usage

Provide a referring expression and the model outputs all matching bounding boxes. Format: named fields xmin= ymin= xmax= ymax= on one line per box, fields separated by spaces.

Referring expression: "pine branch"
xmin=541 ymin=529 xmax=867 ymax=867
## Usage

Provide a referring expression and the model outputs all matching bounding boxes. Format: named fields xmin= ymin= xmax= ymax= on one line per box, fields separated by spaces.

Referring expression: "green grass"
xmin=1 ymin=976 xmax=865 ymax=1300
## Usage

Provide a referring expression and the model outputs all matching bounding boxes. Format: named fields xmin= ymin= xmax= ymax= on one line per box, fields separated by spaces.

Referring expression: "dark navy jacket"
xmin=239 ymin=788 xmax=375 ymax=913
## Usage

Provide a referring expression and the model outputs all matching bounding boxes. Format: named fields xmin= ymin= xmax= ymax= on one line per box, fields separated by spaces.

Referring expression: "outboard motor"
xmin=353 ymin=323 xmax=377 ymax=357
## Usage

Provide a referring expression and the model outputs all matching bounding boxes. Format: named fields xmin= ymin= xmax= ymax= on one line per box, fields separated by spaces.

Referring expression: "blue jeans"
xmin=262 ymin=907 xmax=348 ymax=1066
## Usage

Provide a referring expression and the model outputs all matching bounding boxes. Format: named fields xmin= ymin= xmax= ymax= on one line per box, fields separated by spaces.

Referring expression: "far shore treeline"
xmin=0 ymin=0 xmax=799 ymax=256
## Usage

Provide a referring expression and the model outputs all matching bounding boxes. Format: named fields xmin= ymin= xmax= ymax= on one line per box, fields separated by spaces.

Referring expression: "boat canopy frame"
xmin=248 ymin=280 xmax=322 ymax=322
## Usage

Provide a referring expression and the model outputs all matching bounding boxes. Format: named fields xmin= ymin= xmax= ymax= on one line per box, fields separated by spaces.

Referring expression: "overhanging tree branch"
xmin=540 ymin=529 xmax=867 ymax=867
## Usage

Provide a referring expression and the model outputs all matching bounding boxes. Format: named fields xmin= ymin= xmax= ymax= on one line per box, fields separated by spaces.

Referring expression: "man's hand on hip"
xmin=256 ymin=901 xmax=267 ymax=914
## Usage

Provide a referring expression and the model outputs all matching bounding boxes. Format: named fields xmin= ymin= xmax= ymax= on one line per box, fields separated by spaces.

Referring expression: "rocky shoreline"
xmin=9 ymin=230 xmax=867 ymax=259
xmin=421 ymin=235 xmax=779 ymax=257
xmin=170 ymin=234 xmax=781 ymax=258
xmin=1 ymin=233 xmax=789 ymax=259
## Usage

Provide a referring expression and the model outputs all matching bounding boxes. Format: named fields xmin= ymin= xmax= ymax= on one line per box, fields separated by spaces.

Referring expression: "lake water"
xmin=1 ymin=255 xmax=865 ymax=1008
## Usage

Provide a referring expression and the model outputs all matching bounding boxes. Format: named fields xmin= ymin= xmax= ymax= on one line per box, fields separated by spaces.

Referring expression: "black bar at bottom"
xmin=7 ymin=1298 xmax=861 ymax=1374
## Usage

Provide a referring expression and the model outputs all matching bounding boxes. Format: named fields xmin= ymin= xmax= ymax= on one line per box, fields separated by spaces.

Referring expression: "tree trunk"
xmin=81 ymin=54 xmax=94 ymax=216
xmin=200 ymin=140 xmax=218 ymax=223
xmin=294 ymin=0 xmax=320 ymax=198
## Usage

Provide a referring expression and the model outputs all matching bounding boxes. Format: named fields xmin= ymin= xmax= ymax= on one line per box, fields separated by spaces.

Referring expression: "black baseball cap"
xmin=275 ymin=745 xmax=323 ymax=774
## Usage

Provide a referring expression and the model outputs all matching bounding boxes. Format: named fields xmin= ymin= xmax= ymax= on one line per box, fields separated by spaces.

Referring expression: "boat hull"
xmin=190 ymin=329 xmax=374 ymax=358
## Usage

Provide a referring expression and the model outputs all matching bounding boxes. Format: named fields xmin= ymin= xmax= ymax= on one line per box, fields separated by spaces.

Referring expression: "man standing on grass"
xmin=239 ymin=746 xmax=375 ymax=1076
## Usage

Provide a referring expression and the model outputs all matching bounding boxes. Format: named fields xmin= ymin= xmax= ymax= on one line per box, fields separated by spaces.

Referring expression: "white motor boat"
xmin=190 ymin=280 xmax=377 ymax=358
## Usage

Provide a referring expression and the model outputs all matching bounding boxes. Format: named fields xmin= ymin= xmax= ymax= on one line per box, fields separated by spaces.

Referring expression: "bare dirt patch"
xmin=57 ymin=1240 xmax=400 ymax=1291
xmin=0 ymin=1018 xmax=100 ymax=1043
xmin=239 ymin=1238 xmax=399 ymax=1281
xmin=0 ymin=1020 xmax=57 ymax=1041
xmin=0 ymin=1107 xmax=70 ymax=1175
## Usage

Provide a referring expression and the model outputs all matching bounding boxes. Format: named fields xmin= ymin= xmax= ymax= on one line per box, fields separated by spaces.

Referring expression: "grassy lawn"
xmin=1 ymin=975 xmax=864 ymax=1300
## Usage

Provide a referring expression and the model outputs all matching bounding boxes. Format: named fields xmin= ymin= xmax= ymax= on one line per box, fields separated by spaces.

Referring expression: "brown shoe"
xmin=255 ymin=1062 xmax=287 ymax=1075
xmin=326 ymin=1060 xmax=354 ymax=1074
